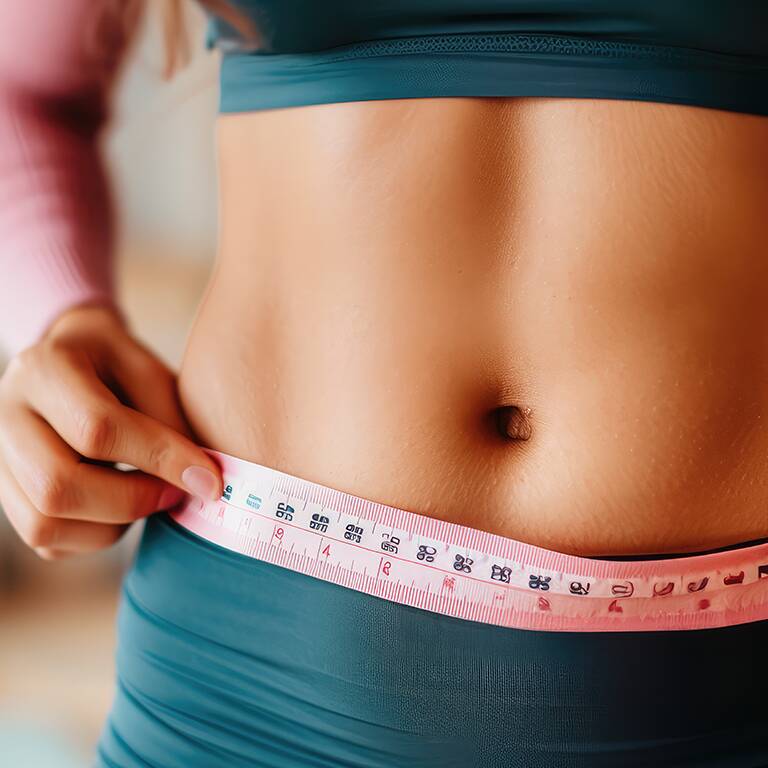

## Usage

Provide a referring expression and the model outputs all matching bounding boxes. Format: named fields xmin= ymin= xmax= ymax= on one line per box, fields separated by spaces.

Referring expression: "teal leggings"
xmin=95 ymin=512 xmax=768 ymax=767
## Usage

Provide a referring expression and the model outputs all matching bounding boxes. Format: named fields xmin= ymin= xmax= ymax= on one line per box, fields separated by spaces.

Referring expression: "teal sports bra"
xmin=204 ymin=1 xmax=768 ymax=116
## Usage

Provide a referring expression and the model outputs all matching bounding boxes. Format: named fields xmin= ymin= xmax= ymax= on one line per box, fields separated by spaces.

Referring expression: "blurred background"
xmin=0 ymin=3 xmax=220 ymax=764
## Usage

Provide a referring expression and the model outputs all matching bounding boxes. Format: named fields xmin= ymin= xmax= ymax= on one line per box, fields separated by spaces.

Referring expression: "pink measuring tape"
xmin=170 ymin=449 xmax=768 ymax=633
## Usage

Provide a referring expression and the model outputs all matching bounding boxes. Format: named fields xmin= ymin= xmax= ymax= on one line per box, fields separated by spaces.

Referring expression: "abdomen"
xmin=178 ymin=95 xmax=768 ymax=557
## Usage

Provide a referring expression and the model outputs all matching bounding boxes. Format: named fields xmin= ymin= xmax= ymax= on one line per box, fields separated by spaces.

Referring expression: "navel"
xmin=493 ymin=405 xmax=533 ymax=441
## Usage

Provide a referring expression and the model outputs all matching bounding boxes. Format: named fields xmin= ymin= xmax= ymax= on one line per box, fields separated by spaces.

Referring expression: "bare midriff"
xmin=177 ymin=96 xmax=768 ymax=558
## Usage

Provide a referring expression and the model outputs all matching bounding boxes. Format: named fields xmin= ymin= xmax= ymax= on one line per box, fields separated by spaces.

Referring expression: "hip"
xmin=96 ymin=503 xmax=768 ymax=768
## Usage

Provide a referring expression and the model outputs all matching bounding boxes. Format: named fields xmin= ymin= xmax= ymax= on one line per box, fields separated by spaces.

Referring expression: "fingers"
xmin=0 ymin=457 xmax=128 ymax=557
xmin=0 ymin=406 xmax=185 ymax=523
xmin=9 ymin=343 xmax=222 ymax=500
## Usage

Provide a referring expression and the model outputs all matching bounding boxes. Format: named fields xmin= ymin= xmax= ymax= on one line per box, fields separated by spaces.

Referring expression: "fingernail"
xmin=181 ymin=465 xmax=220 ymax=501
xmin=157 ymin=484 xmax=185 ymax=510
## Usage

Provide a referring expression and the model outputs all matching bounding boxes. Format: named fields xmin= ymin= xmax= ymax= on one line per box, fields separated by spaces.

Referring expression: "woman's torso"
xmin=177 ymin=95 xmax=768 ymax=557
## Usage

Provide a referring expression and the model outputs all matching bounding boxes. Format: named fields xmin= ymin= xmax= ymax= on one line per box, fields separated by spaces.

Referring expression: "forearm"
xmin=0 ymin=0 xmax=143 ymax=356
xmin=0 ymin=90 xmax=118 ymax=355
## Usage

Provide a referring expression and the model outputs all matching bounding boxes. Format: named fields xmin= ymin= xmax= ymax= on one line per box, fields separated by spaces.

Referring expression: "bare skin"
xmin=179 ymin=95 xmax=768 ymax=557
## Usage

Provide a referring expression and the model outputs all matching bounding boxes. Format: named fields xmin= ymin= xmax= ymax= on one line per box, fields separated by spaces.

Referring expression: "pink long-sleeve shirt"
xmin=0 ymin=0 xmax=135 ymax=356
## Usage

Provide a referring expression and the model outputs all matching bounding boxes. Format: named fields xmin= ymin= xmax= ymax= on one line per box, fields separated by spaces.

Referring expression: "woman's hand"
xmin=0 ymin=303 xmax=222 ymax=560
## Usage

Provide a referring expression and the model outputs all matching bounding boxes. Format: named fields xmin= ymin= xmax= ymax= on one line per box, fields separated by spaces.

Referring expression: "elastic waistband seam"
xmin=221 ymin=31 xmax=768 ymax=71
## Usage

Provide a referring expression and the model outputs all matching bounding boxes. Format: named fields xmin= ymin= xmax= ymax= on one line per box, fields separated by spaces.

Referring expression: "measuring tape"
xmin=169 ymin=449 xmax=768 ymax=633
